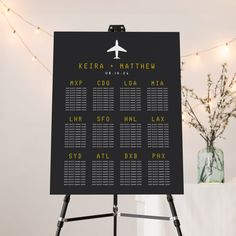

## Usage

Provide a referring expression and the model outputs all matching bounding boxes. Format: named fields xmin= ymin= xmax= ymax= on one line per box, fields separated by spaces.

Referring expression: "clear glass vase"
xmin=197 ymin=145 xmax=224 ymax=183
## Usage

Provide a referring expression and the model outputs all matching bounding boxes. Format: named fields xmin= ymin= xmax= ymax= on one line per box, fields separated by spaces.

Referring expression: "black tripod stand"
xmin=55 ymin=194 xmax=182 ymax=236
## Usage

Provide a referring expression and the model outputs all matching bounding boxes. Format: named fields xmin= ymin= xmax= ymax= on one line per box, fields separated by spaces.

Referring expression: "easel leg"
xmin=167 ymin=194 xmax=182 ymax=236
xmin=55 ymin=195 xmax=71 ymax=236
xmin=113 ymin=194 xmax=118 ymax=236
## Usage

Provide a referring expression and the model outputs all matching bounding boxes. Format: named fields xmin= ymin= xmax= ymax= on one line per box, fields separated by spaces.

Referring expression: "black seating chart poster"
xmin=50 ymin=32 xmax=183 ymax=194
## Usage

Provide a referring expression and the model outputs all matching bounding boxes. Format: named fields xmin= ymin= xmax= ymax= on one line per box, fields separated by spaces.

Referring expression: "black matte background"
xmin=50 ymin=32 xmax=183 ymax=194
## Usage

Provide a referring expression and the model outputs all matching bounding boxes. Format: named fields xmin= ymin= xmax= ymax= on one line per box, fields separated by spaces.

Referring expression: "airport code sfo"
xmin=67 ymin=152 xmax=167 ymax=160
xmin=68 ymin=80 xmax=166 ymax=87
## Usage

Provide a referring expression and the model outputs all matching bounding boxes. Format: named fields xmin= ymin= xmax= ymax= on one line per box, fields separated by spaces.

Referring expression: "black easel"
xmin=55 ymin=194 xmax=182 ymax=236
xmin=55 ymin=25 xmax=182 ymax=236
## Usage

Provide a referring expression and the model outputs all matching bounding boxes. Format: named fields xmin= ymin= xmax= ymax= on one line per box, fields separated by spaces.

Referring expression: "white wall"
xmin=1 ymin=0 xmax=236 ymax=235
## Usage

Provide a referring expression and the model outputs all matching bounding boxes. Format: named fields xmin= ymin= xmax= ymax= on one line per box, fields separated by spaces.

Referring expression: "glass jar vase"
xmin=197 ymin=145 xmax=224 ymax=183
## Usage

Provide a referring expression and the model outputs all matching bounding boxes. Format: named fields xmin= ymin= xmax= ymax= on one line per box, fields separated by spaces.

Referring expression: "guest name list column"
xmin=91 ymin=84 xmax=115 ymax=186
xmin=64 ymin=81 xmax=87 ymax=187
xmin=147 ymin=81 xmax=170 ymax=187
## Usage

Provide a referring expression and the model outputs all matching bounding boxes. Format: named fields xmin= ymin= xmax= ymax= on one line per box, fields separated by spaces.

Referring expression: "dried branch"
xmin=182 ymin=64 xmax=236 ymax=146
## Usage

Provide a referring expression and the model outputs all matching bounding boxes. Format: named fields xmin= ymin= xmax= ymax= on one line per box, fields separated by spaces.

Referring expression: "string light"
xmin=1 ymin=0 xmax=236 ymax=59
xmin=1 ymin=0 xmax=236 ymax=75
xmin=225 ymin=42 xmax=229 ymax=51
xmin=0 ymin=0 xmax=52 ymax=37
xmin=182 ymin=38 xmax=236 ymax=59
xmin=35 ymin=26 xmax=40 ymax=33
xmin=32 ymin=56 xmax=37 ymax=61
xmin=223 ymin=42 xmax=229 ymax=54
xmin=0 ymin=9 xmax=52 ymax=74
xmin=218 ymin=42 xmax=230 ymax=58
xmin=6 ymin=7 xmax=10 ymax=15
xmin=195 ymin=52 xmax=200 ymax=60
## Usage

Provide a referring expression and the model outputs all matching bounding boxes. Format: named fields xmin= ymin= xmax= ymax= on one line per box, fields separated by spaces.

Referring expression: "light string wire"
xmin=0 ymin=0 xmax=52 ymax=37
xmin=0 ymin=10 xmax=52 ymax=74
xmin=1 ymin=0 xmax=236 ymax=59
xmin=1 ymin=0 xmax=236 ymax=75
xmin=182 ymin=37 xmax=236 ymax=58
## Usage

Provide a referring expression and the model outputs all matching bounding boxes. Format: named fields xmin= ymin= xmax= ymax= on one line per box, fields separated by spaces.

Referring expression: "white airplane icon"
xmin=107 ymin=40 xmax=127 ymax=59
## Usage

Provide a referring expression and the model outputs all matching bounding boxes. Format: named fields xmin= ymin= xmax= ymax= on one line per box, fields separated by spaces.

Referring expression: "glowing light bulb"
xmin=223 ymin=43 xmax=229 ymax=54
xmin=220 ymin=42 xmax=230 ymax=57
xmin=225 ymin=43 xmax=229 ymax=51
xmin=35 ymin=26 xmax=40 ymax=33
xmin=196 ymin=52 xmax=200 ymax=60
xmin=32 ymin=56 xmax=37 ymax=61
xmin=6 ymin=8 xmax=10 ymax=15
